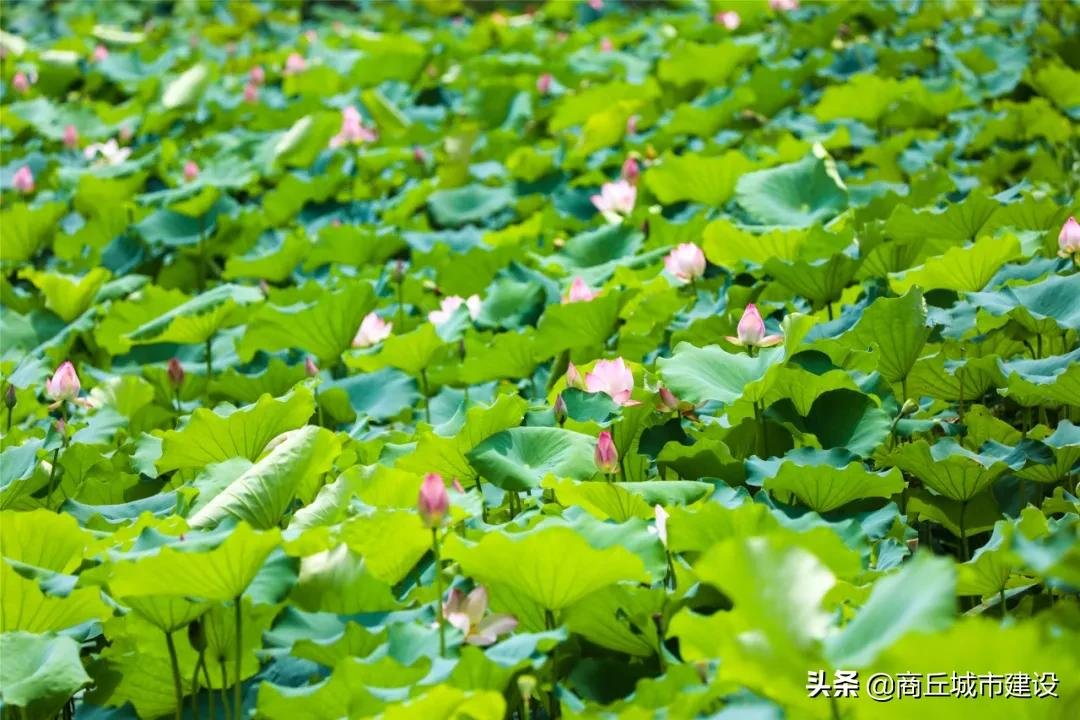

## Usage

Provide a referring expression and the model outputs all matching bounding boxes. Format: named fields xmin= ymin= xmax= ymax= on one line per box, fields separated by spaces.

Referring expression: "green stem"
xmin=830 ymin=693 xmax=841 ymax=720
xmin=5 ymin=403 xmax=12 ymax=432
xmin=826 ymin=302 xmax=834 ymax=321
xmin=474 ymin=477 xmax=485 ymax=522
xmin=219 ymin=660 xmax=231 ymax=720
xmin=314 ymin=388 xmax=324 ymax=428
xmin=46 ymin=447 xmax=61 ymax=507
xmin=419 ymin=369 xmax=431 ymax=424
xmin=999 ymin=588 xmax=1008 ymax=619
xmin=234 ymin=596 xmax=243 ymax=720
xmin=165 ymin=632 xmax=184 ymax=720
xmin=396 ymin=277 xmax=405 ymax=330
xmin=432 ymin=528 xmax=445 ymax=657
xmin=202 ymin=660 xmax=215 ymax=720
xmin=959 ymin=500 xmax=970 ymax=562
xmin=191 ymin=652 xmax=203 ymax=720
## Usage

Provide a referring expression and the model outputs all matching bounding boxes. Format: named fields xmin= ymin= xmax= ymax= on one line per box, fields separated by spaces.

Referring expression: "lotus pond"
xmin=1 ymin=1 xmax=1079 ymax=719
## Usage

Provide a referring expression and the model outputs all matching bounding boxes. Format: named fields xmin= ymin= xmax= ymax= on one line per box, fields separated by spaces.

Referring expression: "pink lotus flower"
xmin=769 ymin=0 xmax=799 ymax=10
xmin=243 ymin=82 xmax=259 ymax=104
xmin=1058 ymin=216 xmax=1080 ymax=258
xmin=12 ymin=72 xmax=30 ymax=93
xmin=537 ymin=73 xmax=552 ymax=95
xmin=12 ymin=166 xmax=34 ymax=194
xmin=284 ymin=52 xmax=306 ymax=75
xmin=590 ymin=179 xmax=636 ymax=224
xmin=418 ymin=472 xmax=449 ymax=527
xmin=443 ymin=586 xmax=517 ymax=646
xmin=585 ymin=358 xmax=635 ymax=406
xmin=562 ymin=277 xmax=598 ymax=304
xmin=715 ymin=11 xmax=741 ymax=29
xmin=329 ymin=106 xmax=376 ymax=148
xmin=167 ymin=358 xmax=185 ymax=388
xmin=249 ymin=65 xmax=265 ymax=85
xmin=429 ymin=295 xmax=481 ymax=326
xmin=626 ymin=114 xmax=639 ymax=135
xmin=565 ymin=361 xmax=586 ymax=390
xmin=63 ymin=124 xmax=79 ymax=149
xmin=664 ymin=243 xmax=706 ymax=284
xmin=92 ymin=44 xmax=109 ymax=62
xmin=352 ymin=312 xmax=392 ymax=347
xmin=46 ymin=361 xmax=80 ymax=406
xmin=588 ymin=0 xmax=604 ymax=9
xmin=595 ymin=430 xmax=619 ymax=474
xmin=653 ymin=504 xmax=669 ymax=547
xmin=600 ymin=37 xmax=614 ymax=52
xmin=621 ymin=156 xmax=639 ymax=184
xmin=304 ymin=356 xmax=319 ymax=377
xmin=183 ymin=161 xmax=199 ymax=182
xmin=726 ymin=304 xmax=783 ymax=348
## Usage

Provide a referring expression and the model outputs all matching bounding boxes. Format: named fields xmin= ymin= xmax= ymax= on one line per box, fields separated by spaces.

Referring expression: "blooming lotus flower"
xmin=585 ymin=358 xmax=635 ymax=406
xmin=304 ymin=356 xmax=319 ymax=377
xmin=243 ymin=82 xmax=259 ymax=104
xmin=429 ymin=295 xmax=481 ymax=326
xmin=249 ymin=65 xmax=265 ymax=85
xmin=329 ymin=106 xmax=376 ymax=148
xmin=769 ymin=0 xmax=799 ymax=10
xmin=443 ymin=586 xmax=517 ymax=646
xmin=537 ymin=72 xmax=552 ymax=95
xmin=726 ymin=304 xmax=783 ymax=348
xmin=183 ymin=161 xmax=199 ymax=182
xmin=600 ymin=37 xmax=613 ymax=52
xmin=653 ymin=504 xmax=669 ymax=547
xmin=418 ymin=472 xmax=449 ymax=527
xmin=621 ymin=156 xmax=640 ymax=184
xmin=562 ymin=277 xmax=598 ymax=304
xmin=664 ymin=243 xmax=706 ymax=284
xmin=595 ymin=430 xmax=619 ymax=474
xmin=92 ymin=44 xmax=109 ymax=62
xmin=46 ymin=361 xmax=80 ymax=407
xmin=284 ymin=52 xmax=306 ymax=75
xmin=12 ymin=166 xmax=34 ymax=194
xmin=565 ymin=361 xmax=586 ymax=390
xmin=716 ymin=11 xmax=741 ymax=29
xmin=1058 ymin=216 xmax=1080 ymax=258
xmin=84 ymin=139 xmax=132 ymax=166
xmin=167 ymin=358 xmax=185 ymax=389
xmin=12 ymin=71 xmax=29 ymax=93
xmin=352 ymin=312 xmax=393 ymax=348
xmin=63 ymin=124 xmax=79 ymax=149
xmin=590 ymin=179 xmax=636 ymax=224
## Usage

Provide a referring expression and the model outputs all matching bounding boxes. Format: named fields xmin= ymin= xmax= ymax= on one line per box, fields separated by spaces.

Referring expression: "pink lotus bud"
xmin=585 ymin=358 xmax=635 ymax=406
xmin=1058 ymin=216 xmax=1080 ymax=257
xmin=352 ymin=312 xmax=392 ymax=348
xmin=653 ymin=504 xmax=669 ymax=547
xmin=249 ymin=65 xmax=265 ymax=85
xmin=46 ymin=361 xmax=80 ymax=403
xmin=626 ymin=114 xmax=639 ymax=135
xmin=565 ymin=361 xmax=586 ymax=390
xmin=595 ymin=430 xmax=619 ymax=475
xmin=183 ymin=161 xmax=199 ymax=182
xmin=284 ymin=52 xmax=306 ymax=75
xmin=418 ymin=473 xmax=449 ymax=527
xmin=391 ymin=259 xmax=408 ymax=283
xmin=258 ymin=279 xmax=271 ymax=296
xmin=657 ymin=387 xmax=679 ymax=413
xmin=12 ymin=72 xmax=29 ymax=93
xmin=600 ymin=37 xmax=613 ymax=52
xmin=562 ymin=277 xmax=598 ymax=304
xmin=726 ymin=304 xmax=784 ymax=348
xmin=243 ymin=82 xmax=259 ymax=104
xmin=304 ymin=356 xmax=319 ymax=377
xmin=412 ymin=146 xmax=426 ymax=163
xmin=553 ymin=394 xmax=568 ymax=424
xmin=621 ymin=156 xmax=640 ymax=184
xmin=12 ymin=165 xmax=34 ymax=194
xmin=664 ymin=243 xmax=706 ymax=284
xmin=769 ymin=0 xmax=799 ymax=10
xmin=590 ymin=179 xmax=636 ymax=224
xmin=589 ymin=0 xmax=604 ymax=9
xmin=715 ymin=11 xmax=741 ymax=29
xmin=4 ymin=384 xmax=16 ymax=411
xmin=537 ymin=73 xmax=552 ymax=95
xmin=63 ymin=124 xmax=79 ymax=149
xmin=167 ymin=358 xmax=185 ymax=388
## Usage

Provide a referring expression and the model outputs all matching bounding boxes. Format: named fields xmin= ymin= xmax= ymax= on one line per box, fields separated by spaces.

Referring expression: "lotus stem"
xmin=191 ymin=651 xmax=203 ymax=720
xmin=432 ymin=528 xmax=446 ymax=657
xmin=46 ymin=447 xmax=61 ymax=508
xmin=202 ymin=660 xmax=215 ymax=720
xmin=205 ymin=337 xmax=213 ymax=384
xmin=958 ymin=500 xmax=969 ymax=562
xmin=164 ymin=632 xmax=184 ymax=720
xmin=234 ymin=596 xmax=243 ymax=720
xmin=218 ymin=660 xmax=230 ymax=720
xmin=419 ymin=369 xmax=431 ymax=424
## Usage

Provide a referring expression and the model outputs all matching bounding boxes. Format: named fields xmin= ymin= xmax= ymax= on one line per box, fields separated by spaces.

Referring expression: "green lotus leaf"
xmin=445 ymin=526 xmax=649 ymax=611
xmin=889 ymin=234 xmax=1021 ymax=294
xmin=291 ymin=621 xmax=387 ymax=668
xmin=156 ymin=388 xmax=315 ymax=473
xmin=256 ymin=657 xmax=385 ymax=720
xmin=383 ymin=685 xmax=506 ymax=720
xmin=906 ymin=352 xmax=999 ymax=402
xmin=1017 ymin=421 xmax=1080 ymax=484
xmin=340 ymin=510 xmax=431 ymax=585
xmin=563 ymin=585 xmax=664 ymax=658
xmin=345 ymin=322 xmax=447 ymax=376
xmin=886 ymin=439 xmax=1011 ymax=501
xmin=121 ymin=595 xmax=211 ymax=633
xmin=17 ymin=268 xmax=110 ymax=323
xmin=0 ymin=562 xmax=111 ymax=633
xmin=969 ymin=273 xmax=1080 ymax=334
xmin=544 ymin=477 xmax=653 ymax=521
xmin=735 ymin=156 xmax=848 ymax=227
xmin=0 ymin=509 xmax=89 ymax=573
xmin=534 ymin=291 xmax=623 ymax=357
xmin=755 ymin=448 xmax=905 ymax=513
xmin=850 ymin=288 xmax=931 ymax=386
xmin=0 ymin=202 xmax=66 ymax=266
xmin=657 ymin=40 xmax=757 ymax=86
xmin=644 ymin=151 xmax=756 ymax=206
xmin=997 ymin=348 xmax=1080 ymax=407
xmin=701 ymin=219 xmax=807 ymax=267
xmin=467 ymin=427 xmax=598 ymax=491
xmin=188 ymin=425 xmax=340 ymax=530
xmin=427 ymin=184 xmax=514 ymax=228
xmin=0 ymin=632 xmax=92 ymax=717
xmin=657 ymin=343 xmax=783 ymax=406
xmin=765 ymin=253 xmax=860 ymax=308
xmin=161 ymin=63 xmax=209 ymax=109
xmin=289 ymin=545 xmax=397 ymax=614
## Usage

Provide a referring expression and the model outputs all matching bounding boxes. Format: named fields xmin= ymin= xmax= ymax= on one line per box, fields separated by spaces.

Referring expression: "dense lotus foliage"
xmin=2 ymin=1 xmax=1080 ymax=718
